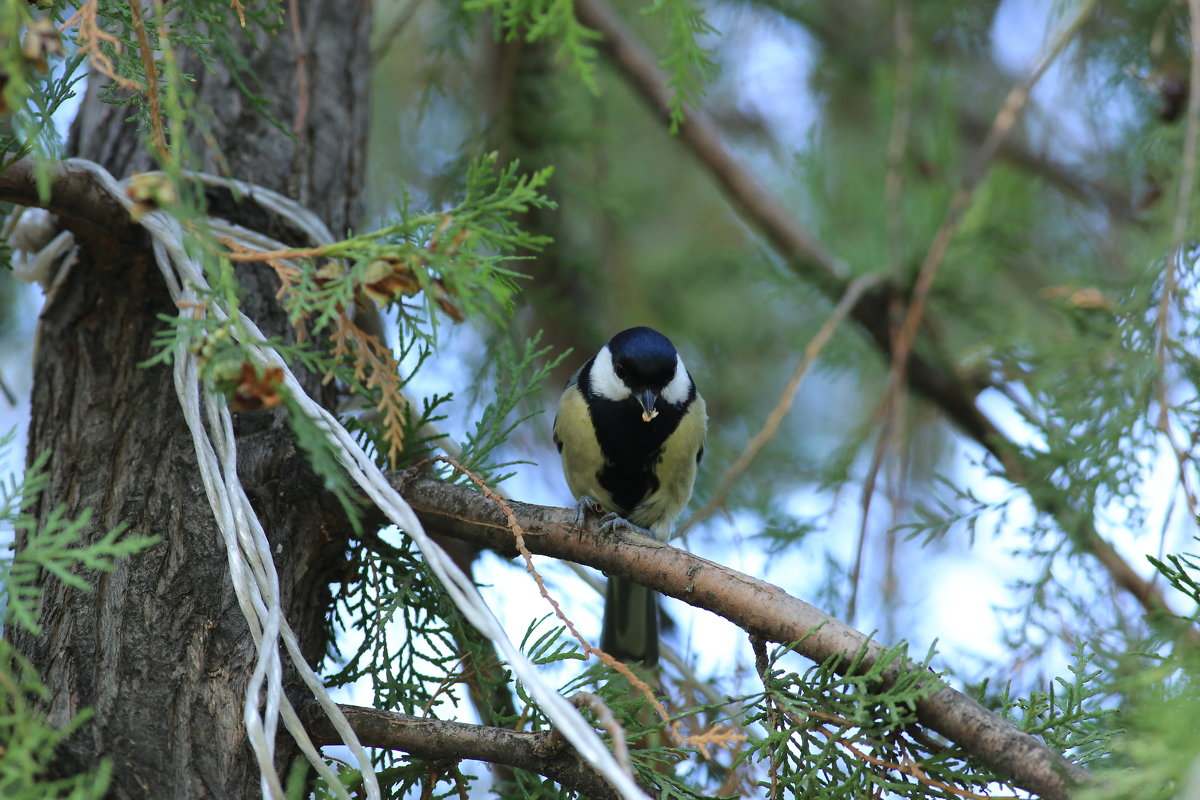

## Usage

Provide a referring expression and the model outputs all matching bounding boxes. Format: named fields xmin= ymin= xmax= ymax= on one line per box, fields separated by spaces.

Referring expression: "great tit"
xmin=553 ymin=326 xmax=707 ymax=666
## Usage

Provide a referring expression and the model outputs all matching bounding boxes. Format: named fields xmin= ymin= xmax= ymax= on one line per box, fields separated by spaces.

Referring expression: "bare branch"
xmin=392 ymin=473 xmax=1093 ymax=800
xmin=127 ymin=0 xmax=169 ymax=163
xmin=305 ymin=703 xmax=622 ymax=800
xmin=1151 ymin=0 xmax=1200 ymax=532
xmin=0 ymin=157 xmax=145 ymax=253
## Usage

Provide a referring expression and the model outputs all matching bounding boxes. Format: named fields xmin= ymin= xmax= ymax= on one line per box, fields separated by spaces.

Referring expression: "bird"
xmin=553 ymin=326 xmax=707 ymax=666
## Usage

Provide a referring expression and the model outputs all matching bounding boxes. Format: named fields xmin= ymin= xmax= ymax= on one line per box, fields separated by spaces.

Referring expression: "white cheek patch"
xmin=661 ymin=354 xmax=692 ymax=405
xmin=589 ymin=346 xmax=631 ymax=401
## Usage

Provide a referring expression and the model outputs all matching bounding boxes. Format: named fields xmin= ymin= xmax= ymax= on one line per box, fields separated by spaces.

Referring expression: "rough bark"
xmin=7 ymin=3 xmax=372 ymax=798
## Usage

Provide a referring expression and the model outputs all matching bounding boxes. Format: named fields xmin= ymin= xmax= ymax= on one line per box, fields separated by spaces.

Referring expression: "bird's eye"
xmin=614 ymin=359 xmax=629 ymax=379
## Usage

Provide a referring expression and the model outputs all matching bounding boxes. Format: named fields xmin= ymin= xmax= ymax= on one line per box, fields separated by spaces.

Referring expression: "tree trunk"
xmin=8 ymin=3 xmax=372 ymax=797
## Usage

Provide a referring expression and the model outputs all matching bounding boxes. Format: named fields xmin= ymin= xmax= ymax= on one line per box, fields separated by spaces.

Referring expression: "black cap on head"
xmin=607 ymin=327 xmax=678 ymax=389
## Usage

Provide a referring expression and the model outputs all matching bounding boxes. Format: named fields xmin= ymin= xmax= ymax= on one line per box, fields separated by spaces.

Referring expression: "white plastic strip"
xmin=50 ymin=158 xmax=650 ymax=800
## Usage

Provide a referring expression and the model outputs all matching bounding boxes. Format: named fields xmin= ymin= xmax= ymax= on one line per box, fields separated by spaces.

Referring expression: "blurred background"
xmin=3 ymin=0 xmax=1198 ymax=774
xmin=354 ymin=0 xmax=1197 ymax=697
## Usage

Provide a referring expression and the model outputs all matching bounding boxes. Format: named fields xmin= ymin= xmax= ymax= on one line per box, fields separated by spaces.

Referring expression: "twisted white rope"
xmin=18 ymin=159 xmax=649 ymax=800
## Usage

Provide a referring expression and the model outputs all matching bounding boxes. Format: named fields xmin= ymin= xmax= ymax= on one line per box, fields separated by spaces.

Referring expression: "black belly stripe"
xmin=578 ymin=359 xmax=690 ymax=516
xmin=598 ymin=446 xmax=662 ymax=516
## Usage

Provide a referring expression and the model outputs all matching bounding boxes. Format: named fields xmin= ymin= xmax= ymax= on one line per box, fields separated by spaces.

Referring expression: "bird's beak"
xmin=638 ymin=389 xmax=660 ymax=422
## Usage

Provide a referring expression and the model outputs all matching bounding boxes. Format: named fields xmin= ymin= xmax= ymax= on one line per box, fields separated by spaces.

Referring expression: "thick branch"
xmin=0 ymin=157 xmax=145 ymax=253
xmin=572 ymin=0 xmax=1182 ymax=628
xmin=306 ymin=703 xmax=620 ymax=800
xmin=0 ymin=157 xmax=319 ymax=253
xmin=393 ymin=474 xmax=1091 ymax=800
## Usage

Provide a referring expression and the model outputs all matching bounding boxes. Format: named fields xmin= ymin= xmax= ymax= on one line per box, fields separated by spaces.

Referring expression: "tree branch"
xmin=0 ymin=156 xmax=322 ymax=253
xmin=572 ymin=0 xmax=1185 ymax=629
xmin=305 ymin=703 xmax=621 ymax=800
xmin=0 ymin=156 xmax=146 ymax=253
xmin=392 ymin=473 xmax=1092 ymax=800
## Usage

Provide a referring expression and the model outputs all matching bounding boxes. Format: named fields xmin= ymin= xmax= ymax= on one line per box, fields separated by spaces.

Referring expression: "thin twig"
xmin=848 ymin=386 xmax=903 ymax=624
xmin=127 ymin=0 xmax=169 ymax=163
xmin=677 ymin=273 xmax=882 ymax=537
xmin=956 ymin=112 xmax=1137 ymax=222
xmin=58 ymin=5 xmax=84 ymax=32
xmin=751 ymin=636 xmax=782 ymax=800
xmin=224 ymin=242 xmax=327 ymax=261
xmin=808 ymin=723 xmax=1022 ymax=800
xmin=572 ymin=0 xmax=849 ymax=293
xmin=776 ymin=703 xmax=1024 ymax=799
xmin=858 ymin=1 xmax=914 ymax=625
xmin=1160 ymin=409 xmax=1200 ymax=522
xmin=570 ymin=692 xmax=631 ymax=772
xmin=287 ymin=0 xmax=310 ymax=141
xmin=881 ymin=438 xmax=911 ymax=638
xmin=72 ymin=0 xmax=143 ymax=91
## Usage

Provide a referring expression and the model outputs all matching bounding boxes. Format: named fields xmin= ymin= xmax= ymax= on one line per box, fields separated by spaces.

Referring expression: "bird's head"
xmin=589 ymin=326 xmax=693 ymax=422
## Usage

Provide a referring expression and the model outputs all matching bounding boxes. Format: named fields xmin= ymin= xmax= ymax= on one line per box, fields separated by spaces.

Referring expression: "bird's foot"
xmin=572 ymin=496 xmax=604 ymax=530
xmin=598 ymin=513 xmax=655 ymax=538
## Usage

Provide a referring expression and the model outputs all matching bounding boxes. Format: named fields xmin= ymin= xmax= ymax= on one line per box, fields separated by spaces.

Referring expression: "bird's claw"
xmin=598 ymin=513 xmax=654 ymax=538
xmin=572 ymin=496 xmax=603 ymax=530
xmin=571 ymin=500 xmax=654 ymax=537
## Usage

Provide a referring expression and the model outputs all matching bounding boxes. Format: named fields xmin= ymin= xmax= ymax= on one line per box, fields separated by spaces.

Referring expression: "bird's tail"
xmin=601 ymin=577 xmax=659 ymax=667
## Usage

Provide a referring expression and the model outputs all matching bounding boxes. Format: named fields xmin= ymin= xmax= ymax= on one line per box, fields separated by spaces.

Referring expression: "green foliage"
xmin=0 ymin=641 xmax=112 ymax=800
xmin=0 ymin=429 xmax=157 ymax=797
xmin=293 ymin=158 xmax=555 ymax=335
xmin=328 ymin=533 xmax=461 ymax=716
xmin=452 ymin=330 xmax=568 ymax=483
xmin=743 ymin=642 xmax=940 ymax=798
xmin=464 ymin=0 xmax=604 ymax=91
xmin=1149 ymin=547 xmax=1200 ymax=616
xmin=461 ymin=0 xmax=714 ymax=124
xmin=642 ymin=0 xmax=717 ymax=130
xmin=732 ymin=639 xmax=1113 ymax=797
xmin=326 ymin=532 xmax=503 ymax=796
xmin=0 ymin=3 xmax=85 ymax=174
xmin=1070 ymin=543 xmax=1200 ymax=799
xmin=978 ymin=644 xmax=1117 ymax=763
